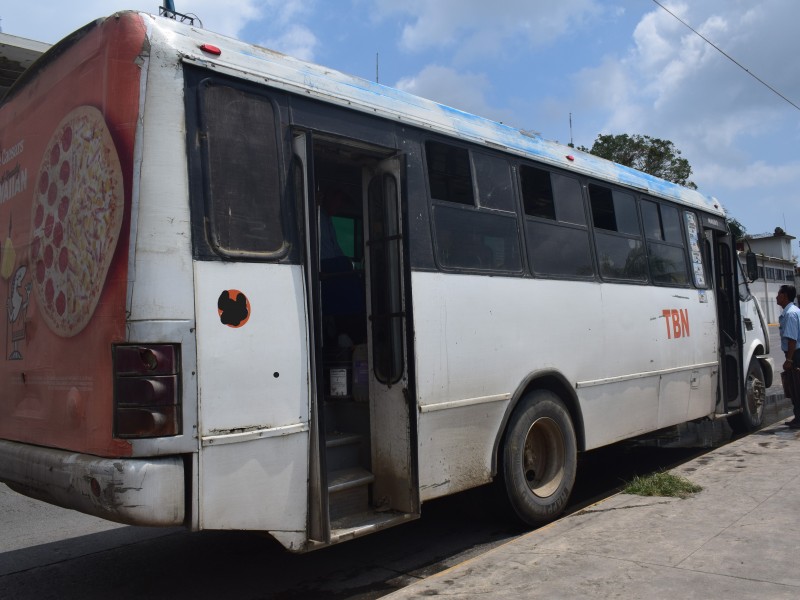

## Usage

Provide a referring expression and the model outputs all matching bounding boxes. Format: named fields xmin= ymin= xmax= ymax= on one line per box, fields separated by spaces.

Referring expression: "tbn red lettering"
xmin=662 ymin=309 xmax=690 ymax=339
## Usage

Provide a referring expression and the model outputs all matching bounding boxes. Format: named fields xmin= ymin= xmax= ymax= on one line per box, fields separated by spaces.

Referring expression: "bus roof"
xmin=71 ymin=12 xmax=733 ymax=217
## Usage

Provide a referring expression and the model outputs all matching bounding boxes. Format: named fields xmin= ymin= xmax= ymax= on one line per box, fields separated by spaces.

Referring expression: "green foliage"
xmin=580 ymin=133 xmax=697 ymax=189
xmin=727 ymin=217 xmax=746 ymax=240
xmin=623 ymin=471 xmax=702 ymax=499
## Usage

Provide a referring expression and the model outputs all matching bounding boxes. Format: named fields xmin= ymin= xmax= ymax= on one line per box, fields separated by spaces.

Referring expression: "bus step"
xmin=326 ymin=432 xmax=365 ymax=472
xmin=328 ymin=466 xmax=374 ymax=493
xmin=323 ymin=399 xmax=370 ymax=435
xmin=328 ymin=467 xmax=374 ymax=521
xmin=330 ymin=511 xmax=417 ymax=544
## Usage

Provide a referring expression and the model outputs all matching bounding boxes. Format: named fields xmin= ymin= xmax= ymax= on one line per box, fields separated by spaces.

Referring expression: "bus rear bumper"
xmin=0 ymin=439 xmax=185 ymax=527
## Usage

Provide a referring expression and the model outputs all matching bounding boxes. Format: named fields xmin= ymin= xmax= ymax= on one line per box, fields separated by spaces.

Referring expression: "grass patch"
xmin=623 ymin=471 xmax=702 ymax=499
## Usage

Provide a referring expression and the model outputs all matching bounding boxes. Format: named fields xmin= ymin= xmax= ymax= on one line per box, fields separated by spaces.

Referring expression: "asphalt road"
xmin=0 ymin=440 xmax=734 ymax=599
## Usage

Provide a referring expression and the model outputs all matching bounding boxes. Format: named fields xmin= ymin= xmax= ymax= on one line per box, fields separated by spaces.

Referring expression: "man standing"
xmin=777 ymin=284 xmax=800 ymax=428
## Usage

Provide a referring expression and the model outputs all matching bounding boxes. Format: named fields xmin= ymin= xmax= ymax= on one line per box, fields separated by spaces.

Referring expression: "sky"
xmin=2 ymin=1 xmax=799 ymax=255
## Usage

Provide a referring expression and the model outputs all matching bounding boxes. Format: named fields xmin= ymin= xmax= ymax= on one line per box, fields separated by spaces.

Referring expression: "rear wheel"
xmin=728 ymin=358 xmax=766 ymax=433
xmin=501 ymin=390 xmax=577 ymax=525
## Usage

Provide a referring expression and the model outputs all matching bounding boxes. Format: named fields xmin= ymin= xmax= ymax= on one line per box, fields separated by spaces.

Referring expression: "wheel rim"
xmin=746 ymin=371 xmax=766 ymax=421
xmin=522 ymin=416 xmax=566 ymax=498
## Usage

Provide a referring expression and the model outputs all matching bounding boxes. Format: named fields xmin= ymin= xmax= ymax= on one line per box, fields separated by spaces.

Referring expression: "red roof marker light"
xmin=200 ymin=43 xmax=222 ymax=56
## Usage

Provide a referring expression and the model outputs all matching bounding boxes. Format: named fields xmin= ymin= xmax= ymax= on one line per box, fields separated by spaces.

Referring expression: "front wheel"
xmin=728 ymin=358 xmax=766 ymax=433
xmin=501 ymin=390 xmax=577 ymax=525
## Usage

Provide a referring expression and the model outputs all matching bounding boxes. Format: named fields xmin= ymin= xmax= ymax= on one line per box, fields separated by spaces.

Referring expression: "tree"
xmin=727 ymin=217 xmax=746 ymax=241
xmin=581 ymin=133 xmax=749 ymax=240
xmin=579 ymin=133 xmax=696 ymax=189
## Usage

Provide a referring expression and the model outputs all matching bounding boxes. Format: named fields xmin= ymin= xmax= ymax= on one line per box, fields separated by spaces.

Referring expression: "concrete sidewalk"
xmin=387 ymin=418 xmax=800 ymax=599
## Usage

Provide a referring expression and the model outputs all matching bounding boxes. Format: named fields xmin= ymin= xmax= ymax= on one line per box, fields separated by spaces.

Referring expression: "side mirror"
xmin=745 ymin=251 xmax=759 ymax=281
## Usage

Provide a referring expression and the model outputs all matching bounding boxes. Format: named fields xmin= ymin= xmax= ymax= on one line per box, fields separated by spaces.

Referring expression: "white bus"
xmin=0 ymin=11 xmax=773 ymax=552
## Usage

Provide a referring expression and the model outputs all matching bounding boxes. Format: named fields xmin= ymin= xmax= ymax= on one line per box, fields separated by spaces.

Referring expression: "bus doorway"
xmin=712 ymin=228 xmax=742 ymax=401
xmin=294 ymin=133 xmax=417 ymax=545
xmin=706 ymin=223 xmax=765 ymax=432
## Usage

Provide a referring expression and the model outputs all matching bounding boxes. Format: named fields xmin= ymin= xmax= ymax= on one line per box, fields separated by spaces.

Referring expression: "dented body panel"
xmin=0 ymin=439 xmax=184 ymax=526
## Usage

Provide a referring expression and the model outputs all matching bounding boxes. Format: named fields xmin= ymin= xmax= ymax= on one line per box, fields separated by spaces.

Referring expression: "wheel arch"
xmin=743 ymin=340 xmax=773 ymax=389
xmin=491 ymin=369 xmax=585 ymax=477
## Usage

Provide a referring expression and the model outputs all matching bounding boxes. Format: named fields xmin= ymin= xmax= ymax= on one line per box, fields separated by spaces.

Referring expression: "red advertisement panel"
xmin=0 ymin=14 xmax=147 ymax=457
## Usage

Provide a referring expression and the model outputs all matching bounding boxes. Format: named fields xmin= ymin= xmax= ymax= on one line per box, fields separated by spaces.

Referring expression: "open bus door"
xmin=293 ymin=132 xmax=417 ymax=547
xmin=705 ymin=216 xmax=763 ymax=429
xmin=709 ymin=226 xmax=744 ymax=410
xmin=363 ymin=156 xmax=417 ymax=517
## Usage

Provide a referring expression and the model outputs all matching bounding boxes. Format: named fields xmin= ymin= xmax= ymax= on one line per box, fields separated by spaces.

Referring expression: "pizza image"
xmin=29 ymin=106 xmax=124 ymax=337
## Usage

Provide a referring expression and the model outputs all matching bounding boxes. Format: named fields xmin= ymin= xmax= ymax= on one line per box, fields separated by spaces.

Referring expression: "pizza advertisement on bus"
xmin=0 ymin=14 xmax=147 ymax=455
xmin=29 ymin=106 xmax=125 ymax=338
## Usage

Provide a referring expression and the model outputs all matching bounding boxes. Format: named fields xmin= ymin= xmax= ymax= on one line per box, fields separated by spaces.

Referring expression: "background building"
xmin=1 ymin=32 xmax=50 ymax=97
xmin=739 ymin=228 xmax=799 ymax=322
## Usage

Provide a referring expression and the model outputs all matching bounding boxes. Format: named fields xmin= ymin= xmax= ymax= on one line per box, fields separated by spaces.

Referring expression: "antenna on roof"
xmin=159 ymin=1 xmax=203 ymax=28
xmin=569 ymin=113 xmax=574 ymax=147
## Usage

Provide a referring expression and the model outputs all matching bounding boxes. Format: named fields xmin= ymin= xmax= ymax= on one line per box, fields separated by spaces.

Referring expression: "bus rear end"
xmin=0 ymin=13 xmax=185 ymax=527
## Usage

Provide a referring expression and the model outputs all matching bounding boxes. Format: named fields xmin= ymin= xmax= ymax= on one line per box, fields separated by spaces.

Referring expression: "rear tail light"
xmin=114 ymin=344 xmax=181 ymax=438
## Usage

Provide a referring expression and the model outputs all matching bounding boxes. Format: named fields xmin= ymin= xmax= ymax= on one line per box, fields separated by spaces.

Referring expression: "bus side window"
xmin=425 ymin=141 xmax=474 ymax=206
xmin=426 ymin=141 xmax=522 ymax=273
xmin=521 ymin=165 xmax=593 ymax=279
xmin=432 ymin=205 xmax=521 ymax=272
xmin=641 ymin=199 xmax=690 ymax=286
xmin=589 ymin=184 xmax=647 ymax=282
xmin=474 ymin=152 xmax=515 ymax=213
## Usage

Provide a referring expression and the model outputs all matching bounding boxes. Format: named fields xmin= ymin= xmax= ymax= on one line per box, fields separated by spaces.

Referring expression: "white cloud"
xmin=1 ymin=1 xmax=266 ymax=43
xmin=572 ymin=2 xmax=800 ymax=164
xmin=259 ymin=0 xmax=314 ymax=28
xmin=262 ymin=24 xmax=318 ymax=62
xmin=370 ymin=0 xmax=602 ymax=60
xmin=581 ymin=0 xmax=800 ymax=234
xmin=395 ymin=65 xmax=517 ymax=125
xmin=700 ymin=159 xmax=800 ymax=191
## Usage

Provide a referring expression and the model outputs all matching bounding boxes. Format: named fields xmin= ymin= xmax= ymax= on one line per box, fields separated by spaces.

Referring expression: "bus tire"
xmin=501 ymin=390 xmax=577 ymax=526
xmin=728 ymin=358 xmax=766 ymax=433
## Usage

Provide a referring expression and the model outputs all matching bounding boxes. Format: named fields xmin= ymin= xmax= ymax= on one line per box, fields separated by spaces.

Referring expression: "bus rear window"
xmin=200 ymin=83 xmax=286 ymax=256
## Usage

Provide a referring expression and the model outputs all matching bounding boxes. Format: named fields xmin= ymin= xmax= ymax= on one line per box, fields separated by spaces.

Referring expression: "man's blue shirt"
xmin=779 ymin=302 xmax=800 ymax=353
